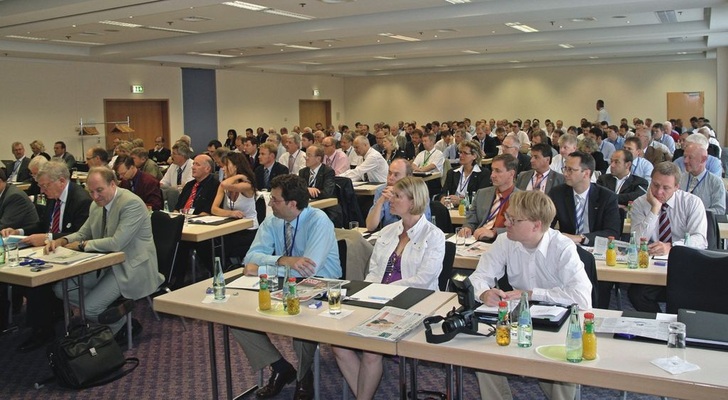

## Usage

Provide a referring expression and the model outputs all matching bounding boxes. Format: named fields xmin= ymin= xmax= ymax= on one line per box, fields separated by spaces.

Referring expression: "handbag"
xmin=46 ymin=323 xmax=139 ymax=389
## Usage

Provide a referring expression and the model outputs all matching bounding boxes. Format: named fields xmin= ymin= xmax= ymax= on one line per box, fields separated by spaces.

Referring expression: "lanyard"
xmin=283 ymin=215 xmax=300 ymax=257
xmin=486 ymin=192 xmax=511 ymax=223
xmin=457 ymin=170 xmax=473 ymax=196
xmin=531 ymin=171 xmax=548 ymax=191
xmin=422 ymin=151 xmax=432 ymax=166
xmin=686 ymin=173 xmax=707 ymax=193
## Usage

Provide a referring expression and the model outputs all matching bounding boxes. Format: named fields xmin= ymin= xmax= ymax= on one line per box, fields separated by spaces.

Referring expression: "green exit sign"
xmin=131 ymin=85 xmax=144 ymax=94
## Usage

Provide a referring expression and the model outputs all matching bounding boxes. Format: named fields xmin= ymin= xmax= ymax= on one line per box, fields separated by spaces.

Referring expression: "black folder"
xmin=343 ymin=281 xmax=434 ymax=310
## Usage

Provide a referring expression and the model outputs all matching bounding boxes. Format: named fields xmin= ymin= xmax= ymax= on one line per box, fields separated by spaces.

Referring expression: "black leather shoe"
xmin=293 ymin=370 xmax=314 ymax=400
xmin=114 ymin=318 xmax=142 ymax=346
xmin=16 ymin=328 xmax=54 ymax=353
xmin=255 ymin=365 xmax=296 ymax=399
xmin=98 ymin=298 xmax=134 ymax=324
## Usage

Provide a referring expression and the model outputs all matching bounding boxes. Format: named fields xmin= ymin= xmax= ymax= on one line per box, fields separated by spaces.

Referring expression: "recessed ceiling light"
xmin=570 ymin=17 xmax=596 ymax=22
xmin=263 ymin=9 xmax=314 ymax=20
xmin=182 ymin=16 xmax=212 ymax=22
xmin=378 ymin=33 xmax=420 ymax=42
xmin=589 ymin=56 xmax=599 ymax=59
xmin=505 ymin=22 xmax=538 ymax=33
xmin=445 ymin=0 xmax=471 ymax=4
xmin=322 ymin=39 xmax=340 ymax=43
xmin=142 ymin=26 xmax=198 ymax=34
xmin=52 ymin=39 xmax=103 ymax=45
xmin=462 ymin=50 xmax=480 ymax=54
xmin=79 ymin=32 xmax=103 ymax=36
xmin=223 ymin=1 xmax=267 ymax=11
xmin=558 ymin=43 xmax=574 ymax=49
xmin=437 ymin=29 xmax=458 ymax=33
xmin=677 ymin=52 xmax=688 ymax=55
xmin=373 ymin=56 xmax=396 ymax=60
xmin=188 ymin=52 xmax=236 ymax=58
xmin=300 ymin=61 xmax=322 ymax=65
xmin=99 ymin=20 xmax=142 ymax=28
xmin=509 ymin=60 xmax=520 ymax=63
xmin=6 ymin=35 xmax=46 ymax=40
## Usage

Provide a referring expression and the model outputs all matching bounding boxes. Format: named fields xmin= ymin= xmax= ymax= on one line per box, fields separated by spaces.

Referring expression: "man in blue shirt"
xmin=365 ymin=158 xmax=431 ymax=232
xmin=231 ymin=174 xmax=341 ymax=400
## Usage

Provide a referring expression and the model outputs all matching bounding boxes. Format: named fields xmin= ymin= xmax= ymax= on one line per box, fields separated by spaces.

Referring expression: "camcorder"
xmin=424 ymin=273 xmax=494 ymax=344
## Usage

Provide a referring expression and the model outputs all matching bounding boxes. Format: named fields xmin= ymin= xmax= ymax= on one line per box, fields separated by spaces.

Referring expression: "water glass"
xmin=327 ymin=281 xmax=342 ymax=315
xmin=667 ymin=322 xmax=687 ymax=360
xmin=259 ymin=265 xmax=279 ymax=291
xmin=6 ymin=243 xmax=20 ymax=267
xmin=349 ymin=221 xmax=359 ymax=230
xmin=454 ymin=228 xmax=465 ymax=246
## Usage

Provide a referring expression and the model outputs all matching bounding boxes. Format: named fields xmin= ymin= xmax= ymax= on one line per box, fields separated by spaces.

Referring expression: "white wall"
xmin=216 ymin=69 xmax=345 ymax=138
xmin=0 ymin=58 xmax=184 ymax=159
xmin=343 ymin=60 xmax=719 ymax=140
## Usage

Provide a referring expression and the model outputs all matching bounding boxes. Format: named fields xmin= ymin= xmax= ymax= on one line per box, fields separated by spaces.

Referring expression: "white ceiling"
xmin=1 ymin=0 xmax=727 ymax=76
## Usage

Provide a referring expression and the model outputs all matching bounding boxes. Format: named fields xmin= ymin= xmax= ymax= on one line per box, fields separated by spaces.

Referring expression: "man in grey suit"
xmin=515 ymin=143 xmax=564 ymax=195
xmin=460 ymin=154 xmax=519 ymax=242
xmin=48 ymin=167 xmax=163 ymax=337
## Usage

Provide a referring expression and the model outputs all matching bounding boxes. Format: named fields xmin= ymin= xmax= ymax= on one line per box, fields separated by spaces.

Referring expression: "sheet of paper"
xmin=455 ymin=241 xmax=490 ymax=258
xmin=190 ymin=215 xmax=229 ymax=224
xmin=594 ymin=316 xmax=670 ymax=341
xmin=350 ymin=283 xmax=407 ymax=304
xmin=227 ymin=275 xmax=260 ymax=289
xmin=447 ymin=235 xmax=477 ymax=246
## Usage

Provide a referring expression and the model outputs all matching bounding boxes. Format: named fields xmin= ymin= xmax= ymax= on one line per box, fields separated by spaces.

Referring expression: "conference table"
xmin=309 ymin=198 xmax=338 ymax=209
xmin=181 ymin=218 xmax=254 ymax=280
xmin=398 ymin=298 xmax=728 ymax=400
xmin=623 ymin=219 xmax=728 ymax=238
xmin=154 ymin=270 xmax=455 ymax=400
xmin=354 ymin=183 xmax=383 ymax=196
xmin=0 ymin=250 xmax=125 ymax=328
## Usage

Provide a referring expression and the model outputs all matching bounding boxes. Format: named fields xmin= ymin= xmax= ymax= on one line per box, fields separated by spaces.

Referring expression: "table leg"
xmin=223 ymin=326 xmax=233 ymax=400
xmin=191 ymin=249 xmax=198 ymax=283
xmin=61 ymin=279 xmax=71 ymax=330
xmin=410 ymin=358 xmax=419 ymax=399
xmin=399 ymin=356 xmax=407 ymax=399
xmin=446 ymin=364 xmax=453 ymax=400
xmin=77 ymin=278 xmax=86 ymax=322
xmin=456 ymin=365 xmax=463 ymax=400
xmin=208 ymin=322 xmax=219 ymax=400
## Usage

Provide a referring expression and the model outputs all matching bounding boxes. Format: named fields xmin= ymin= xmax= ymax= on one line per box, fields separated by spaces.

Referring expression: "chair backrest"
xmin=429 ymin=201 xmax=454 ymax=233
xmin=666 ymin=246 xmax=728 ymax=314
xmin=575 ymin=245 xmax=599 ymax=307
xmin=334 ymin=176 xmax=363 ymax=227
xmin=337 ymin=239 xmax=347 ymax=280
xmin=438 ymin=241 xmax=456 ymax=291
xmin=255 ymin=195 xmax=266 ymax=225
xmin=151 ymin=211 xmax=185 ymax=284
xmin=441 ymin=158 xmax=451 ymax=186
xmin=705 ymin=210 xmax=719 ymax=250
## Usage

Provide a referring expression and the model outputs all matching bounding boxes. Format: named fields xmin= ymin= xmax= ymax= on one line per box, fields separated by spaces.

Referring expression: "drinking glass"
xmin=6 ymin=243 xmax=20 ymax=267
xmin=327 ymin=281 xmax=343 ymax=315
xmin=349 ymin=221 xmax=359 ymax=230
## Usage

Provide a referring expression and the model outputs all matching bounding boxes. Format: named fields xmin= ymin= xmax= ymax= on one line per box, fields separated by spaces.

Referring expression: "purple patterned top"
xmin=381 ymin=251 xmax=402 ymax=284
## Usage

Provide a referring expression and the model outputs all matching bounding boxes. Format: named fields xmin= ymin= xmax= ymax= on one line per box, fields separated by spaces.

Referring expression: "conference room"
xmin=1 ymin=0 xmax=728 ymax=399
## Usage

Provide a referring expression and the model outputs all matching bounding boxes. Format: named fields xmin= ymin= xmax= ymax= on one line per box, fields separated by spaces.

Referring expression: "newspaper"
xmin=348 ymin=306 xmax=425 ymax=342
xmin=35 ymin=246 xmax=104 ymax=265
xmin=455 ymin=241 xmax=491 ymax=258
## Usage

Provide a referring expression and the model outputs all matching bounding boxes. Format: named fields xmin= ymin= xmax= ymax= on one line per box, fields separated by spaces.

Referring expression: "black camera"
xmin=442 ymin=307 xmax=478 ymax=335
xmin=424 ymin=273 xmax=492 ymax=343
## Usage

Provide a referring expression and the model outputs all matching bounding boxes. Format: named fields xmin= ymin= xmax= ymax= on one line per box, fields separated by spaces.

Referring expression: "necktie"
xmin=534 ymin=172 xmax=544 ymax=192
xmin=50 ymin=200 xmax=62 ymax=234
xmin=285 ymin=222 xmax=294 ymax=256
xmin=101 ymin=207 xmax=108 ymax=236
xmin=288 ymin=153 xmax=295 ymax=171
xmin=183 ymin=181 xmax=200 ymax=210
xmin=326 ymin=156 xmax=333 ymax=167
xmin=10 ymin=159 xmax=20 ymax=180
xmin=659 ymin=203 xmax=672 ymax=243
xmin=177 ymin=166 xmax=183 ymax=185
xmin=308 ymin=172 xmax=316 ymax=187
xmin=130 ymin=176 xmax=136 ymax=192
xmin=575 ymin=196 xmax=586 ymax=234
xmin=482 ymin=192 xmax=502 ymax=230
xmin=263 ymin=168 xmax=270 ymax=189
xmin=687 ymin=175 xmax=699 ymax=193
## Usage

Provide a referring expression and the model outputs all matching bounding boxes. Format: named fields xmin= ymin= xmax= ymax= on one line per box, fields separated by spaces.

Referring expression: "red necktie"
xmin=50 ymin=200 xmax=62 ymax=234
xmin=183 ymin=181 xmax=200 ymax=210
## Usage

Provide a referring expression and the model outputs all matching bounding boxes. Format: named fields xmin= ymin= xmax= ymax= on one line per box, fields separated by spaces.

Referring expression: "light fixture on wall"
xmin=313 ymin=89 xmax=320 ymax=96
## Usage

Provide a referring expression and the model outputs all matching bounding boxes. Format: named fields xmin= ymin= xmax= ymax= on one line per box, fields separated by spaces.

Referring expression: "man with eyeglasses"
xmin=366 ymin=158 xmax=432 ymax=232
xmin=549 ymin=151 xmax=620 ymax=246
xmin=148 ymin=136 xmax=171 ymax=164
xmin=516 ymin=143 xmax=564 ymax=195
xmin=85 ymin=146 xmax=110 ymax=168
xmin=113 ymin=156 xmax=163 ymax=211
xmin=500 ymin=136 xmax=530 ymax=174
xmin=321 ymin=136 xmax=348 ymax=175
xmin=470 ymin=190 xmax=591 ymax=400
xmin=233 ymin=174 xmax=341 ymax=400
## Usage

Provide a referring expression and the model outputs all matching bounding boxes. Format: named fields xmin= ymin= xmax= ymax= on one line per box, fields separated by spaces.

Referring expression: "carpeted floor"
xmin=0 ymin=285 xmax=663 ymax=400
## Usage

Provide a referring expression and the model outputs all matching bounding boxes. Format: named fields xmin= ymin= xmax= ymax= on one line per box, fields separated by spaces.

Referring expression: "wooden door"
xmin=104 ymin=100 xmax=170 ymax=151
xmin=299 ymin=100 xmax=331 ymax=130
xmin=667 ymin=92 xmax=704 ymax=125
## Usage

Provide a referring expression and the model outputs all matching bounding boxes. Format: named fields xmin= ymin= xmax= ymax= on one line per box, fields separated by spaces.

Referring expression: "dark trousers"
xmin=628 ymin=284 xmax=665 ymax=313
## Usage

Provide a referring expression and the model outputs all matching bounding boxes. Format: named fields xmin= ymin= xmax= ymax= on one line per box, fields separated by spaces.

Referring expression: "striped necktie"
xmin=575 ymin=196 xmax=586 ymax=234
xmin=658 ymin=203 xmax=672 ymax=243
xmin=50 ymin=200 xmax=62 ymax=234
xmin=482 ymin=192 xmax=502 ymax=230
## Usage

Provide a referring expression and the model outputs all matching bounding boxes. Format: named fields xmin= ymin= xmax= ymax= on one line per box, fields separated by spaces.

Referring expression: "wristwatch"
xmin=580 ymin=235 xmax=588 ymax=245
xmin=78 ymin=241 xmax=86 ymax=252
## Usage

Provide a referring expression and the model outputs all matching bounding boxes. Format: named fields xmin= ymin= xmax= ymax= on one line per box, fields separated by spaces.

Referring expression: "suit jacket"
xmin=0 ymin=184 xmax=39 ymax=231
xmin=149 ymin=147 xmax=171 ymax=164
xmin=121 ymin=170 xmax=163 ymax=210
xmin=464 ymin=186 xmax=520 ymax=235
xmin=596 ymin=173 xmax=648 ymax=206
xmin=175 ymin=174 xmax=220 ymax=214
xmin=300 ymin=164 xmax=343 ymax=226
xmin=404 ymin=142 xmax=424 ymax=160
xmin=246 ymin=151 xmax=260 ymax=172
xmin=141 ymin=159 xmax=163 ymax=180
xmin=381 ymin=149 xmax=406 ymax=164
xmin=549 ymin=183 xmax=621 ymax=244
xmin=475 ymin=136 xmax=499 ymax=158
xmin=30 ymin=181 xmax=92 ymax=238
xmin=439 ymin=167 xmax=491 ymax=200
xmin=516 ymin=153 xmax=531 ymax=174
xmin=3 ymin=157 xmax=31 ymax=182
xmin=254 ymin=162 xmax=289 ymax=191
xmin=52 ymin=152 xmax=76 ymax=170
xmin=64 ymin=188 xmax=163 ymax=300
xmin=515 ymin=169 xmax=565 ymax=195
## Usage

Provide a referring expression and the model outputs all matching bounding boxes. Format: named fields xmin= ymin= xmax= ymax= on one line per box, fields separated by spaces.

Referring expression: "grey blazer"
xmin=515 ymin=170 xmax=565 ymax=195
xmin=464 ymin=186 xmax=520 ymax=234
xmin=65 ymin=187 xmax=163 ymax=300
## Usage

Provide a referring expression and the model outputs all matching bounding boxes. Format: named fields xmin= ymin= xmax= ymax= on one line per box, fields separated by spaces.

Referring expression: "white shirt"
xmin=630 ymin=190 xmax=707 ymax=249
xmin=160 ymin=158 xmax=193 ymax=188
xmin=343 ymin=146 xmax=362 ymax=166
xmin=549 ymin=154 xmax=566 ymax=174
xmin=469 ymin=228 xmax=592 ymax=309
xmin=339 ymin=147 xmax=388 ymax=183
xmin=597 ymin=107 xmax=611 ymax=124
xmin=278 ymin=149 xmax=306 ymax=175
xmin=412 ymin=148 xmax=445 ymax=173
xmin=365 ymin=214 xmax=445 ymax=291
xmin=508 ymin=130 xmax=531 ymax=146
xmin=679 ymin=170 xmax=726 ymax=215
xmin=598 ymin=140 xmax=616 ymax=163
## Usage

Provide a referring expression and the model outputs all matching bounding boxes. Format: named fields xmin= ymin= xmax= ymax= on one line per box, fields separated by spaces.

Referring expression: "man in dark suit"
xmin=1 ymin=161 xmax=91 ymax=351
xmin=243 ymin=136 xmax=260 ymax=171
xmin=148 ymin=136 xmax=172 ymax=164
xmin=51 ymin=141 xmax=76 ymax=170
xmin=404 ymin=129 xmax=425 ymax=160
xmin=596 ymin=149 xmax=648 ymax=206
xmin=0 ymin=169 xmax=38 ymax=231
xmin=501 ymin=135 xmax=531 ymax=174
xmin=114 ymin=156 xmax=163 ymax=211
xmin=175 ymin=154 xmax=220 ymax=215
xmin=474 ymin=126 xmax=499 ymax=159
xmin=549 ymin=151 xmax=621 ymax=246
xmin=299 ymin=144 xmax=342 ymax=227
xmin=516 ymin=143 xmax=565 ymax=195
xmin=254 ymin=142 xmax=289 ymax=191
xmin=4 ymin=142 xmax=32 ymax=183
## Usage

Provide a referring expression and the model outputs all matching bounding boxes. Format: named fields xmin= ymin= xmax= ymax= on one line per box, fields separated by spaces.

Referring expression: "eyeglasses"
xmin=561 ymin=167 xmax=583 ymax=174
xmin=268 ymin=196 xmax=287 ymax=204
xmin=458 ymin=151 xmax=473 ymax=156
xmin=504 ymin=213 xmax=528 ymax=225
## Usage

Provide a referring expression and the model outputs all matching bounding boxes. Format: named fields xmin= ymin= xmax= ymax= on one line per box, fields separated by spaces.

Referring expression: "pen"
xmin=368 ymin=296 xmax=392 ymax=301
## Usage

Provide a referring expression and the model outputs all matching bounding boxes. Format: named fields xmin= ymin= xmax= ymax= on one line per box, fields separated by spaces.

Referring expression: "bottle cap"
xmin=608 ymin=236 xmax=614 ymax=240
xmin=288 ymin=277 xmax=296 ymax=282
xmin=498 ymin=301 xmax=507 ymax=308
xmin=584 ymin=312 xmax=595 ymax=319
xmin=260 ymin=274 xmax=268 ymax=279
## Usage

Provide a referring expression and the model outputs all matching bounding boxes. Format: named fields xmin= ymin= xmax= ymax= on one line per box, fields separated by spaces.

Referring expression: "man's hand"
xmin=307 ymin=187 xmax=320 ymax=198
xmin=380 ymin=186 xmax=394 ymax=202
xmin=44 ymin=238 xmax=66 ymax=255
xmin=0 ymin=228 xmax=18 ymax=238
xmin=473 ymin=227 xmax=496 ymax=241
xmin=277 ymin=256 xmax=316 ymax=276
xmin=479 ymin=288 xmax=507 ymax=307
xmin=244 ymin=263 xmax=260 ymax=276
xmin=645 ymin=188 xmax=662 ymax=213
xmin=458 ymin=227 xmax=472 ymax=237
xmin=23 ymin=233 xmax=52 ymax=247
xmin=648 ymin=241 xmax=671 ymax=256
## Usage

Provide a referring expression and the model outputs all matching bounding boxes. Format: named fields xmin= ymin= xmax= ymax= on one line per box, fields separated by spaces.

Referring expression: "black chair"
xmin=438 ymin=242 xmax=456 ymax=291
xmin=337 ymin=239 xmax=347 ymax=280
xmin=576 ymin=246 xmax=599 ymax=308
xmin=150 ymin=211 xmax=186 ymax=329
xmin=334 ymin=176 xmax=364 ymax=227
xmin=429 ymin=201 xmax=453 ymax=234
xmin=705 ymin=210 xmax=719 ymax=250
xmin=666 ymin=246 xmax=728 ymax=314
xmin=255 ymin=195 xmax=266 ymax=225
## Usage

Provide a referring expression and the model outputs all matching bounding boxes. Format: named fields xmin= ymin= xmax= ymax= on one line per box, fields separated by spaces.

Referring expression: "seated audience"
xmin=678 ymin=136 xmax=725 ymax=215
xmin=254 ymin=142 xmax=289 ymax=191
xmin=149 ymin=136 xmax=171 ymax=164
xmin=4 ymin=142 xmax=31 ymax=183
xmin=515 ymin=143 xmax=564 ymax=195
xmin=596 ymin=149 xmax=649 ymax=207
xmin=160 ymin=141 xmax=194 ymax=189
xmin=439 ymin=140 xmax=491 ymax=203
xmin=412 ymin=131 xmax=444 ymax=173
xmin=51 ymin=141 xmax=76 ymax=170
xmin=299 ymin=144 xmax=342 ymax=227
xmin=174 ymin=154 xmax=220 ymax=215
xmin=113 ymin=156 xmax=163 ymax=211
xmin=30 ymin=140 xmax=51 ymax=160
xmin=322 ymin=136 xmax=349 ymax=175
xmin=340 ymin=136 xmax=389 ymax=183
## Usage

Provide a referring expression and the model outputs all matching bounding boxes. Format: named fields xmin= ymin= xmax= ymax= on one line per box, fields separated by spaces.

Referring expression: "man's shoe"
xmin=16 ymin=328 xmax=54 ymax=353
xmin=114 ymin=318 xmax=142 ymax=346
xmin=98 ymin=298 xmax=134 ymax=324
xmin=292 ymin=370 xmax=314 ymax=400
xmin=255 ymin=366 xmax=296 ymax=399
